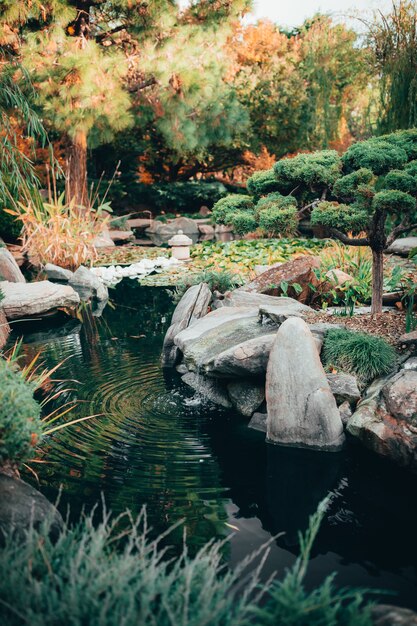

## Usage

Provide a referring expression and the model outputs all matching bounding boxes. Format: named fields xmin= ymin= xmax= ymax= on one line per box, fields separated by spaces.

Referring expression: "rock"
xmin=69 ymin=266 xmax=108 ymax=301
xmin=204 ymin=333 xmax=276 ymax=378
xmin=237 ymin=255 xmax=321 ymax=304
xmin=181 ymin=371 xmax=232 ymax=408
xmin=382 ymin=370 xmax=417 ymax=422
xmin=199 ymin=205 xmax=212 ymax=217
xmin=325 ymin=268 xmax=354 ymax=285
xmin=0 ymin=247 xmax=25 ymax=283
xmin=147 ymin=217 xmax=199 ymax=237
xmin=398 ymin=330 xmax=417 ymax=346
xmin=162 ymin=283 xmax=212 ymax=367
xmin=126 ymin=218 xmax=152 ymax=230
xmin=347 ymin=374 xmax=417 ymax=473
xmin=266 ymin=317 xmax=344 ymax=451
xmin=0 ymin=280 xmax=80 ymax=320
xmin=214 ymin=290 xmax=310 ymax=310
xmin=198 ymin=224 xmax=215 ymax=236
xmin=371 ymin=604 xmax=417 ymax=626
xmin=383 ymin=291 xmax=402 ymax=305
xmin=258 ymin=302 xmax=315 ymax=324
xmin=227 ymin=380 xmax=265 ymax=416
xmin=326 ymin=373 xmax=361 ymax=406
xmin=386 ymin=237 xmax=417 ymax=256
xmin=0 ymin=307 xmax=10 ymax=349
xmin=0 ymin=474 xmax=63 ymax=541
xmin=248 ymin=412 xmax=267 ymax=432
xmin=339 ymin=401 xmax=352 ymax=426
xmin=44 ymin=263 xmax=74 ymax=282
xmin=176 ymin=363 xmax=188 ymax=375
xmin=108 ymin=229 xmax=135 ymax=244
xmin=403 ymin=357 xmax=417 ymax=370
xmin=214 ymin=224 xmax=233 ymax=233
xmin=93 ymin=228 xmax=116 ymax=248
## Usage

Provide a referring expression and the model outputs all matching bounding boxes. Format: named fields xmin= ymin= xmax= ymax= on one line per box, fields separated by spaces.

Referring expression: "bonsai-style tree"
xmin=212 ymin=129 xmax=417 ymax=314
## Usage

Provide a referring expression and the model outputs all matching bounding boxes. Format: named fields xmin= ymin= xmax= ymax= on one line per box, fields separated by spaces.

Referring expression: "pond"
xmin=12 ymin=282 xmax=417 ymax=610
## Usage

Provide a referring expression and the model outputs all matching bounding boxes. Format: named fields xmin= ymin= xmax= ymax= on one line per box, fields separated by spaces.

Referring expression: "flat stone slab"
xmin=259 ymin=303 xmax=314 ymax=324
xmin=108 ymin=230 xmax=135 ymax=243
xmin=0 ymin=280 xmax=80 ymax=320
xmin=215 ymin=291 xmax=307 ymax=309
xmin=386 ymin=237 xmax=417 ymax=256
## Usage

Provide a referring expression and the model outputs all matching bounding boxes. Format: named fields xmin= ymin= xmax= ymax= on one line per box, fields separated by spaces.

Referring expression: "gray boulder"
xmin=371 ymin=605 xmax=417 ymax=626
xmin=382 ymin=370 xmax=417 ymax=422
xmin=214 ymin=290 xmax=308 ymax=310
xmin=266 ymin=317 xmax=344 ymax=451
xmin=0 ymin=280 xmax=80 ymax=320
xmin=403 ymin=357 xmax=417 ymax=370
xmin=69 ymin=266 xmax=108 ymax=301
xmin=0 ymin=247 xmax=25 ymax=283
xmin=162 ymin=283 xmax=212 ymax=367
xmin=386 ymin=237 xmax=417 ymax=256
xmin=146 ymin=217 xmax=199 ymax=237
xmin=181 ymin=371 xmax=232 ymax=408
xmin=227 ymin=380 xmax=265 ymax=416
xmin=258 ymin=302 xmax=314 ymax=324
xmin=44 ymin=263 xmax=74 ymax=282
xmin=248 ymin=412 xmax=267 ymax=432
xmin=0 ymin=474 xmax=63 ymax=541
xmin=339 ymin=401 xmax=352 ymax=426
xmin=326 ymin=373 xmax=361 ymax=406
xmin=204 ymin=333 xmax=275 ymax=378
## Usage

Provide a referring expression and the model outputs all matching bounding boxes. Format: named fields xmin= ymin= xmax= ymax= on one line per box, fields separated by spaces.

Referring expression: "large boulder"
xmin=227 ymin=380 xmax=265 ymax=416
xmin=181 ymin=371 xmax=232 ymax=408
xmin=44 ymin=263 xmax=74 ymax=282
xmin=0 ymin=474 xmax=63 ymax=541
xmin=162 ymin=283 xmax=212 ymax=367
xmin=0 ymin=247 xmax=25 ymax=283
xmin=382 ymin=370 xmax=417 ymax=422
xmin=386 ymin=237 xmax=417 ymax=256
xmin=237 ymin=255 xmax=321 ymax=303
xmin=214 ymin=290 xmax=311 ymax=310
xmin=204 ymin=333 xmax=275 ymax=378
xmin=0 ymin=280 xmax=80 ymax=320
xmin=326 ymin=373 xmax=361 ymax=406
xmin=266 ymin=317 xmax=345 ymax=451
xmin=347 ymin=373 xmax=417 ymax=473
xmin=146 ymin=217 xmax=199 ymax=237
xmin=371 ymin=605 xmax=417 ymax=626
xmin=69 ymin=266 xmax=108 ymax=301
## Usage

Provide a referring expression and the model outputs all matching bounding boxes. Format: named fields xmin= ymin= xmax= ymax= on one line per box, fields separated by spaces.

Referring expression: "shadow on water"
xmin=8 ymin=282 xmax=417 ymax=609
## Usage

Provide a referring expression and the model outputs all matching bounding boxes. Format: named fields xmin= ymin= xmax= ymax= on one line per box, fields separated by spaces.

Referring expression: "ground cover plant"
xmin=0 ymin=500 xmax=375 ymax=626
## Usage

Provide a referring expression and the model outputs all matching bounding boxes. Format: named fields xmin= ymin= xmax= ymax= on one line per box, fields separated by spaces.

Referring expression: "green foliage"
xmin=211 ymin=194 xmax=254 ymax=224
xmin=230 ymin=210 xmax=258 ymax=234
xmin=342 ymin=139 xmax=408 ymax=175
xmin=0 ymin=359 xmax=42 ymax=467
xmin=383 ymin=129 xmax=417 ymax=160
xmin=246 ymin=169 xmax=279 ymax=197
xmin=172 ymin=269 xmax=244 ymax=302
xmin=381 ymin=170 xmax=417 ymax=194
xmin=274 ymin=150 xmax=342 ymax=193
xmin=259 ymin=206 xmax=298 ymax=236
xmin=151 ymin=181 xmax=228 ymax=212
xmin=0 ymin=207 xmax=22 ymax=241
xmin=372 ymin=189 xmax=417 ymax=214
xmin=311 ymin=201 xmax=369 ymax=233
xmin=0 ymin=501 xmax=375 ymax=626
xmin=332 ymin=169 xmax=374 ymax=201
xmin=322 ymin=328 xmax=396 ymax=382
xmin=255 ymin=192 xmax=297 ymax=215
xmin=405 ymin=159 xmax=417 ymax=177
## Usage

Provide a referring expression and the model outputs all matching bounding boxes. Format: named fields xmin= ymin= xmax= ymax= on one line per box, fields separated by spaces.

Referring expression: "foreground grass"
xmin=0 ymin=501 xmax=375 ymax=626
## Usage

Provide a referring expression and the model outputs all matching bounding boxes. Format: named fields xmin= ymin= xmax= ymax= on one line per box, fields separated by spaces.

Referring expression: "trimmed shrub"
xmin=332 ymin=168 xmax=374 ymax=201
xmin=311 ymin=201 xmax=369 ymax=234
xmin=274 ymin=151 xmax=342 ymax=191
xmin=0 ymin=502 xmax=375 ymax=626
xmin=211 ymin=194 xmax=254 ymax=225
xmin=405 ymin=160 xmax=417 ymax=177
xmin=382 ymin=128 xmax=417 ymax=161
xmin=255 ymin=192 xmax=297 ymax=215
xmin=342 ymin=139 xmax=408 ymax=175
xmin=322 ymin=328 xmax=396 ymax=382
xmin=246 ymin=169 xmax=279 ymax=197
xmin=230 ymin=210 xmax=258 ymax=235
xmin=0 ymin=359 xmax=42 ymax=466
xmin=372 ymin=189 xmax=416 ymax=214
xmin=381 ymin=170 xmax=417 ymax=194
xmin=259 ymin=206 xmax=298 ymax=236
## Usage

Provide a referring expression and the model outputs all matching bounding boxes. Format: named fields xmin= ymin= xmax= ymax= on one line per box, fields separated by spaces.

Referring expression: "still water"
xmin=12 ymin=283 xmax=417 ymax=609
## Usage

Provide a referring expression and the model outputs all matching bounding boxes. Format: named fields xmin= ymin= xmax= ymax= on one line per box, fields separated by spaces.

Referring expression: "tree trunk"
xmin=66 ymin=129 xmax=88 ymax=208
xmin=371 ymin=249 xmax=384 ymax=315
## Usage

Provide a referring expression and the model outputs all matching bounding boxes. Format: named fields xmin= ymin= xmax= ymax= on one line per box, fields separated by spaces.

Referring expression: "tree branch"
xmin=95 ymin=25 xmax=127 ymax=42
xmin=386 ymin=222 xmax=417 ymax=247
xmin=329 ymin=228 xmax=370 ymax=246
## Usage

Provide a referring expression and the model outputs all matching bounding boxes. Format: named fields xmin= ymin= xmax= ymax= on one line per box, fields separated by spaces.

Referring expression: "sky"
xmin=246 ymin=0 xmax=393 ymax=28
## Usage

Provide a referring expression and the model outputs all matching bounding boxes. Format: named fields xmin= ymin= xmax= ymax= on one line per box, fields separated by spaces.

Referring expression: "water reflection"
xmin=8 ymin=282 xmax=417 ymax=609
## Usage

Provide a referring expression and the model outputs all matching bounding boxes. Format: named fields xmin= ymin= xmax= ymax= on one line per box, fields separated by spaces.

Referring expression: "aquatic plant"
xmin=0 ymin=500 xmax=375 ymax=626
xmin=322 ymin=328 xmax=396 ymax=382
xmin=0 ymin=359 xmax=42 ymax=468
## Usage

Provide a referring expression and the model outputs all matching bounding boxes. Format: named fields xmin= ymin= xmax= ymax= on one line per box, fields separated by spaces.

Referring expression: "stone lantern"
xmin=168 ymin=230 xmax=193 ymax=260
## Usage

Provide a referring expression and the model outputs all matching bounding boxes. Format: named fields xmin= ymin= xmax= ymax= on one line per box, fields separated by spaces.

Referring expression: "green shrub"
xmin=212 ymin=194 xmax=254 ymax=225
xmin=0 ymin=501 xmax=375 ymax=626
xmin=246 ymin=169 xmax=279 ymax=197
xmin=230 ymin=210 xmax=258 ymax=235
xmin=259 ymin=206 xmax=298 ymax=236
xmin=0 ymin=359 xmax=42 ymax=466
xmin=342 ymin=139 xmax=408 ymax=175
xmin=172 ymin=269 xmax=244 ymax=302
xmin=274 ymin=151 xmax=342 ymax=191
xmin=255 ymin=192 xmax=297 ymax=216
xmin=311 ymin=201 xmax=369 ymax=234
xmin=372 ymin=189 xmax=416 ymax=214
xmin=405 ymin=160 xmax=417 ymax=177
xmin=322 ymin=328 xmax=396 ymax=382
xmin=332 ymin=169 xmax=374 ymax=201
xmin=381 ymin=170 xmax=417 ymax=194
xmin=382 ymin=128 xmax=417 ymax=161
